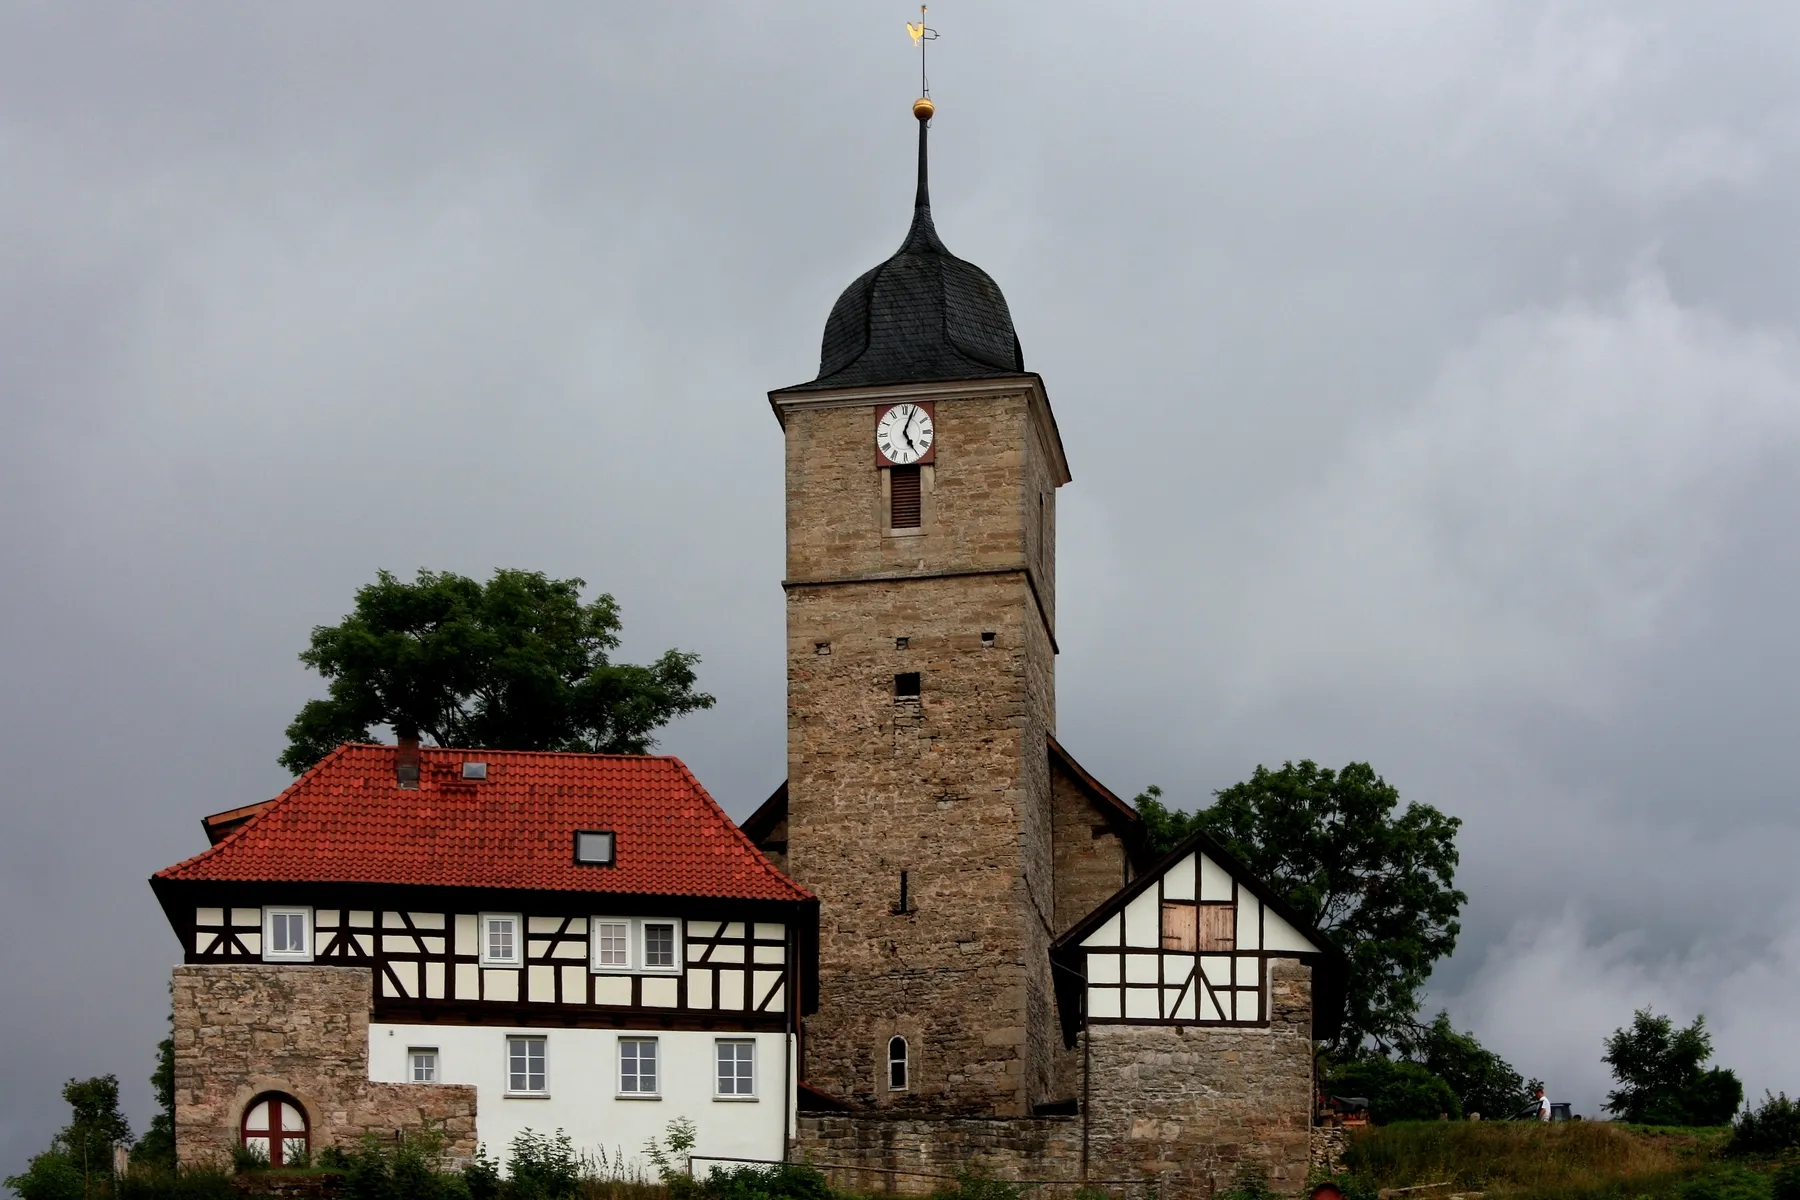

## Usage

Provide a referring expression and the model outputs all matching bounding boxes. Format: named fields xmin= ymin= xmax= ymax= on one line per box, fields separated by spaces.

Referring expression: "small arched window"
xmin=242 ymin=1092 xmax=309 ymax=1167
xmin=887 ymin=1036 xmax=908 ymax=1091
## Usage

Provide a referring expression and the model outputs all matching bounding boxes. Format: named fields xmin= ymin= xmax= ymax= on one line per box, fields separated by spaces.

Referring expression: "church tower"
xmin=769 ymin=98 xmax=1072 ymax=1116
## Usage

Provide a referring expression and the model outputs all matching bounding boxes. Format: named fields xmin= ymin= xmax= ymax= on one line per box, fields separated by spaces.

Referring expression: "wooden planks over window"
xmin=1161 ymin=901 xmax=1236 ymax=952
xmin=889 ymin=466 xmax=922 ymax=529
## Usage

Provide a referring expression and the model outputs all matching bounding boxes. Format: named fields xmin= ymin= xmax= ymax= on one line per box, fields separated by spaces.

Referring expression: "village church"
xmin=152 ymin=97 xmax=1345 ymax=1198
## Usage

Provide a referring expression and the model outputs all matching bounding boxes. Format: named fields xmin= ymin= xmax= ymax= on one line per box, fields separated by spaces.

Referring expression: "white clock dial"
xmin=876 ymin=403 xmax=934 ymax=465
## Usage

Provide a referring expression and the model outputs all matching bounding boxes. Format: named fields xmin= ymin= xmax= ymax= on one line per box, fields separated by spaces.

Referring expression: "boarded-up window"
xmin=1200 ymin=902 xmax=1236 ymax=951
xmin=1160 ymin=901 xmax=1197 ymax=951
xmin=890 ymin=466 xmax=922 ymax=529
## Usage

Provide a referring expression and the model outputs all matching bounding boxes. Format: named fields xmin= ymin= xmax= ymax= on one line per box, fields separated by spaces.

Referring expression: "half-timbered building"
xmin=153 ymin=742 xmax=817 ymax=1168
xmin=153 ymin=93 xmax=1353 ymax=1197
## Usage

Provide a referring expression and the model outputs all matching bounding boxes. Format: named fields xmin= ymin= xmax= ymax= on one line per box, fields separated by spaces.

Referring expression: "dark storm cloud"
xmin=4 ymin=2 xmax=1798 ymax=1163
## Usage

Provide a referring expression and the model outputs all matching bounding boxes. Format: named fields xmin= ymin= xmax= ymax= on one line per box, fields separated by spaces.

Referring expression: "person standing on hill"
xmin=1537 ymin=1086 xmax=1551 ymax=1121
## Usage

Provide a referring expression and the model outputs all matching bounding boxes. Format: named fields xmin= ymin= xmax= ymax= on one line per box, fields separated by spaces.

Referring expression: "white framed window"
xmin=887 ymin=1036 xmax=908 ymax=1091
xmin=592 ymin=919 xmax=632 ymax=971
xmin=409 ymin=1048 xmax=438 ymax=1083
xmin=481 ymin=913 xmax=522 ymax=967
xmin=262 ymin=908 xmax=313 ymax=962
xmin=505 ymin=1036 xmax=546 ymax=1095
xmin=589 ymin=918 xmax=682 ymax=974
xmin=641 ymin=921 xmax=681 ymax=973
xmin=619 ymin=1037 xmax=659 ymax=1097
xmin=715 ymin=1040 xmax=756 ymax=1099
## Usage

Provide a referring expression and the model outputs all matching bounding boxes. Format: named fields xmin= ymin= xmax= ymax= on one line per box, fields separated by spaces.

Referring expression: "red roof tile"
xmin=157 ymin=744 xmax=810 ymax=903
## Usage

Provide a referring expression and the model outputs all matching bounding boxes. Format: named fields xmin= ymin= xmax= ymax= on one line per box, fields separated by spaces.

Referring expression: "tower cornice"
xmin=768 ymin=372 xmax=1071 ymax=486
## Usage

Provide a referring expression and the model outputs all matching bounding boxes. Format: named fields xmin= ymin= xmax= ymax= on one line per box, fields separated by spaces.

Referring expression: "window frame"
xmin=261 ymin=907 xmax=313 ymax=963
xmin=409 ymin=1048 xmax=438 ymax=1083
xmin=480 ymin=912 xmax=524 ymax=968
xmin=618 ymin=1036 xmax=661 ymax=1098
xmin=714 ymin=1039 xmax=757 ymax=1101
xmin=590 ymin=917 xmax=634 ymax=973
xmin=887 ymin=1036 xmax=909 ymax=1091
xmin=574 ymin=829 xmax=616 ymax=866
xmin=241 ymin=1092 xmax=309 ymax=1168
xmin=639 ymin=920 xmax=683 ymax=975
xmin=504 ymin=1034 xmax=548 ymax=1097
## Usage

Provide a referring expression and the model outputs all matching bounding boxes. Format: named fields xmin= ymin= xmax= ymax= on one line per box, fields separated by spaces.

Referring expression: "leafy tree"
xmin=130 ymin=1010 xmax=176 ymax=1169
xmin=1135 ymin=761 xmax=1465 ymax=1053
xmin=1729 ymin=1092 xmax=1800 ymax=1157
xmin=1405 ymin=1011 xmax=1538 ymax=1120
xmin=280 ymin=569 xmax=715 ymax=773
xmin=6 ymin=1076 xmax=133 ymax=1200
xmin=1603 ymin=1009 xmax=1743 ymax=1126
xmin=1324 ymin=1057 xmax=1462 ymax=1123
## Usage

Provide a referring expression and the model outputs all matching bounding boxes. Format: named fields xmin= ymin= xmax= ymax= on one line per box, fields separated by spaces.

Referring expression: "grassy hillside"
xmin=1338 ymin=1121 xmax=1766 ymax=1200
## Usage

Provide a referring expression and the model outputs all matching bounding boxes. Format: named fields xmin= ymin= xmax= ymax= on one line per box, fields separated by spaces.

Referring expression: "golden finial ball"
xmin=913 ymin=96 xmax=935 ymax=121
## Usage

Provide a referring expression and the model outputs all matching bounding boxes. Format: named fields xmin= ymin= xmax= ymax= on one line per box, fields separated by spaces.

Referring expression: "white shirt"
xmin=1538 ymin=1094 xmax=1552 ymax=1120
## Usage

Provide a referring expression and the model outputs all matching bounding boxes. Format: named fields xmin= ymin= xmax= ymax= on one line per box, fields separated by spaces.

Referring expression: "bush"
xmin=1327 ymin=1058 xmax=1462 ymax=1124
xmin=695 ymin=1163 xmax=837 ymax=1200
xmin=1772 ymin=1161 xmax=1800 ymax=1200
xmin=1216 ymin=1164 xmax=1279 ymax=1200
xmin=506 ymin=1130 xmax=582 ymax=1200
xmin=115 ymin=1167 xmax=236 ymax=1200
xmin=928 ymin=1167 xmax=1027 ymax=1200
xmin=5 ymin=1152 xmax=84 ymax=1200
xmin=1731 ymin=1094 xmax=1800 ymax=1157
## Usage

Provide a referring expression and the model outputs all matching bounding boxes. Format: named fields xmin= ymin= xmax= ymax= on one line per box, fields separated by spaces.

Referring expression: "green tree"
xmin=6 ymin=1076 xmax=133 ymax=1200
xmin=129 ymin=1011 xmax=176 ymax=1169
xmin=1406 ymin=1011 xmax=1538 ymax=1120
xmin=1324 ymin=1056 xmax=1462 ymax=1123
xmin=280 ymin=569 xmax=715 ymax=773
xmin=1604 ymin=1009 xmax=1743 ymax=1126
xmin=1135 ymin=761 xmax=1464 ymax=1053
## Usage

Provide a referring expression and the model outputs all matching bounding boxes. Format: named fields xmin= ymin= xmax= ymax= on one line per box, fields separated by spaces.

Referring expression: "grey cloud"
xmin=4 ymin=0 xmax=1799 ymax=1170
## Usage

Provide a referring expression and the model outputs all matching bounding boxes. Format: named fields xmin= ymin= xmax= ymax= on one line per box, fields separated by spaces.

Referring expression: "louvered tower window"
xmin=890 ymin=466 xmax=922 ymax=529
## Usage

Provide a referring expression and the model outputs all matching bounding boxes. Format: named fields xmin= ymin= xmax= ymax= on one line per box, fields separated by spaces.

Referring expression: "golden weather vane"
xmin=906 ymin=5 xmax=939 ymax=102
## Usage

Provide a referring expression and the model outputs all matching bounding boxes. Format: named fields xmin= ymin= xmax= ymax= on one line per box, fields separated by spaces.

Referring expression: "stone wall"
xmin=795 ymin=1114 xmax=1081 ymax=1195
xmin=171 ymin=965 xmax=476 ymax=1168
xmin=781 ymin=388 xmax=1063 ymax=1117
xmin=1083 ymin=963 xmax=1317 ymax=1197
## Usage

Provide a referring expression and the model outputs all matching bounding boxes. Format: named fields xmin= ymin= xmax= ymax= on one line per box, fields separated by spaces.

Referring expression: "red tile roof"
xmin=157 ymin=744 xmax=811 ymax=902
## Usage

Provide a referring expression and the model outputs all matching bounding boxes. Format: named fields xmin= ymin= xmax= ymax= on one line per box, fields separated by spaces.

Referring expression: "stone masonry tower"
xmin=769 ymin=99 xmax=1072 ymax=1116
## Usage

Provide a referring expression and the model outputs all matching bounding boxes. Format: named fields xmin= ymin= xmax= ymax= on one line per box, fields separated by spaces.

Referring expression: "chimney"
xmin=395 ymin=734 xmax=421 ymax=790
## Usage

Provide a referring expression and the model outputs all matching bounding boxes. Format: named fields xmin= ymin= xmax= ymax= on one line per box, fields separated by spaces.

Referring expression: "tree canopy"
xmin=5 ymin=1075 xmax=132 ymax=1200
xmin=1604 ymin=1009 xmax=1743 ymax=1126
xmin=281 ymin=569 xmax=715 ymax=774
xmin=1134 ymin=760 xmax=1465 ymax=1053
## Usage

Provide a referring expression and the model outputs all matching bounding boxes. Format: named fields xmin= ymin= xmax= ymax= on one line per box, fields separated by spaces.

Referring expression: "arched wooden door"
xmin=241 ymin=1093 xmax=309 ymax=1166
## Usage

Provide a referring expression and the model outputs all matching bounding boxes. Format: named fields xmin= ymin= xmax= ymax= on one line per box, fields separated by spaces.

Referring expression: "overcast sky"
xmin=4 ymin=0 xmax=1799 ymax=1168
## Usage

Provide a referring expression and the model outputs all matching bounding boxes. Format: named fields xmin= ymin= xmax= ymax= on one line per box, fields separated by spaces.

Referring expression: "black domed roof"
xmin=788 ymin=118 xmax=1025 ymax=392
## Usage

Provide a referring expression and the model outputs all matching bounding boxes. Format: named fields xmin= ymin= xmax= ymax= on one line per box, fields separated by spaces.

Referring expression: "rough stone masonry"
xmin=171 ymin=965 xmax=476 ymax=1167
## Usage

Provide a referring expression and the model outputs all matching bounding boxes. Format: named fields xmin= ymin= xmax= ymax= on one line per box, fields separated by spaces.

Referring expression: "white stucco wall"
xmin=369 ymin=1023 xmax=792 ymax=1174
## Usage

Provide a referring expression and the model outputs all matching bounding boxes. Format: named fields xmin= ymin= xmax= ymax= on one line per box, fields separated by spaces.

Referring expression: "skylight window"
xmin=575 ymin=831 xmax=615 ymax=866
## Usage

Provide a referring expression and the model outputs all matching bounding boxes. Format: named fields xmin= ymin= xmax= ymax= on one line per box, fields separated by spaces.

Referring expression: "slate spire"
xmin=788 ymin=99 xmax=1025 ymax=392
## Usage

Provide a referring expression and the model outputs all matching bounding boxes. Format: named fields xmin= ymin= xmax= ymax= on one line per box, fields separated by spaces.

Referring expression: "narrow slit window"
xmin=888 ymin=1036 xmax=909 ymax=1090
xmin=890 ymin=466 xmax=922 ymax=529
xmin=894 ymin=672 xmax=921 ymax=699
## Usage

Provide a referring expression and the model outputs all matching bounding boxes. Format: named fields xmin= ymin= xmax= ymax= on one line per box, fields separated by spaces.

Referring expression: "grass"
xmin=1340 ymin=1120 xmax=1756 ymax=1200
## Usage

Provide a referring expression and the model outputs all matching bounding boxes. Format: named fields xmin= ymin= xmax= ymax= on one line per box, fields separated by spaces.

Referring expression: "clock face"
xmin=876 ymin=403 xmax=935 ymax=465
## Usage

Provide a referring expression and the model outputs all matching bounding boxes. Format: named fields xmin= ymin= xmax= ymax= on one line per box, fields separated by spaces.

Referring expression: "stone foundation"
xmin=172 ymin=965 xmax=476 ymax=1168
xmin=795 ymin=1114 xmax=1081 ymax=1194
xmin=795 ymin=966 xmax=1317 ymax=1198
xmin=1082 ymin=964 xmax=1317 ymax=1197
